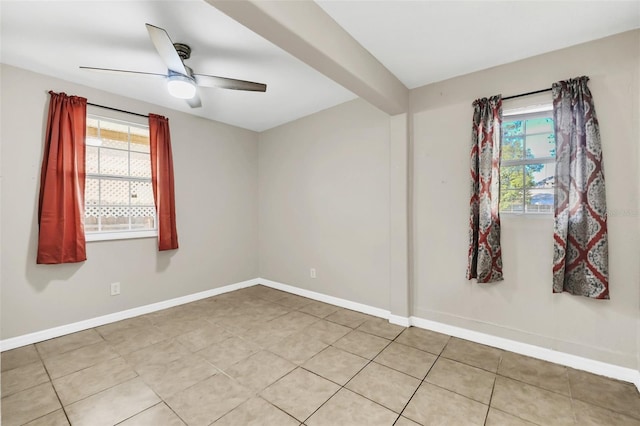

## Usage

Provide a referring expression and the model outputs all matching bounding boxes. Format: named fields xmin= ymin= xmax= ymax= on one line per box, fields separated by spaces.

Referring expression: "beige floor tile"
xmin=302 ymin=346 xmax=369 ymax=385
xmin=346 ymin=362 xmax=420 ymax=413
xmin=166 ymin=374 xmax=251 ymax=426
xmin=137 ymin=353 xmax=218 ymax=399
xmin=107 ymin=325 xmax=167 ymax=355
xmin=273 ymin=293 xmax=315 ymax=309
xmin=441 ymin=337 xmax=503 ymax=372
xmin=176 ymin=323 xmax=231 ymax=352
xmin=214 ymin=397 xmax=300 ymax=426
xmin=215 ymin=312 xmax=278 ymax=334
xmin=333 ymin=330 xmax=390 ymax=359
xmin=356 ymin=318 xmax=405 ymax=340
xmin=426 ymin=358 xmax=495 ymax=404
xmin=154 ymin=318 xmax=209 ymax=339
xmin=269 ymin=332 xmax=329 ymax=364
xmin=485 ymin=408 xmax=536 ymax=425
xmin=299 ymin=300 xmax=341 ymax=318
xmin=572 ymin=398 xmax=640 ymax=426
xmin=95 ymin=316 xmax=153 ymax=340
xmin=36 ymin=329 xmax=104 ymax=358
xmin=226 ymin=350 xmax=296 ymax=392
xmin=65 ymin=377 xmax=160 ymax=426
xmin=23 ymin=409 xmax=70 ymax=426
xmin=568 ymin=369 xmax=640 ymax=420
xmin=394 ymin=417 xmax=420 ymax=426
xmin=491 ymin=376 xmax=574 ymax=425
xmin=53 ymin=356 xmax=137 ymax=405
xmin=395 ymin=327 xmax=450 ymax=355
xmin=119 ymin=402 xmax=186 ymax=426
xmin=1 ymin=345 xmax=41 ymax=372
xmin=197 ymin=336 xmax=261 ymax=370
xmin=303 ymin=320 xmax=352 ymax=345
xmin=1 ymin=360 xmax=49 ymax=397
xmin=306 ymin=388 xmax=398 ymax=426
xmin=1 ymin=382 xmax=61 ymax=426
xmin=403 ymin=382 xmax=488 ymax=426
xmin=267 ymin=311 xmax=320 ymax=334
xmin=243 ymin=285 xmax=288 ymax=302
xmin=498 ymin=352 xmax=570 ymax=395
xmin=124 ymin=339 xmax=191 ymax=371
xmin=43 ymin=341 xmax=118 ymax=379
xmin=261 ymin=367 xmax=339 ymax=421
xmin=325 ymin=309 xmax=373 ymax=328
xmin=373 ymin=342 xmax=437 ymax=379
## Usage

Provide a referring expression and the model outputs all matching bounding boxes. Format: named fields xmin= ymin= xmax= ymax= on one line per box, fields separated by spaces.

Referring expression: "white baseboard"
xmin=3 ymin=276 xmax=638 ymax=392
xmin=409 ymin=316 xmax=640 ymax=390
xmin=0 ymin=278 xmax=260 ymax=352
xmin=388 ymin=314 xmax=411 ymax=327
xmin=257 ymin=278 xmax=391 ymax=319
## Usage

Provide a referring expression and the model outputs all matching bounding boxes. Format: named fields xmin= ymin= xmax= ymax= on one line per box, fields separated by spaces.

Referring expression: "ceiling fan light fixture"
xmin=167 ymin=74 xmax=196 ymax=99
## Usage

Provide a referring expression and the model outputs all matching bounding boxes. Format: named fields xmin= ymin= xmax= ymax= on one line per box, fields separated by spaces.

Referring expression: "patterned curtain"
xmin=552 ymin=77 xmax=609 ymax=299
xmin=467 ymin=96 xmax=503 ymax=283
xmin=37 ymin=92 xmax=87 ymax=264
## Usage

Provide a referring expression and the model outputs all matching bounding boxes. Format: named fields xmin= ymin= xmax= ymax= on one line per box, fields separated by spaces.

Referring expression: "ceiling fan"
xmin=80 ymin=23 xmax=267 ymax=108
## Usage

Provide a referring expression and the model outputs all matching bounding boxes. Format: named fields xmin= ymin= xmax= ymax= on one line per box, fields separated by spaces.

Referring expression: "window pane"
xmin=502 ymin=120 xmax=524 ymax=136
xmin=100 ymin=206 xmax=129 ymax=231
xmin=86 ymin=146 xmax=99 ymax=174
xmin=86 ymin=177 xmax=100 ymax=205
xmin=85 ymin=205 xmax=99 ymax=232
xmin=100 ymin=148 xmax=128 ymax=176
xmin=526 ymin=133 xmax=555 ymax=159
xmin=526 ymin=188 xmax=554 ymax=213
xmin=131 ymin=207 xmax=156 ymax=230
xmin=131 ymin=181 xmax=154 ymax=205
xmin=500 ymin=189 xmax=524 ymax=213
xmin=130 ymin=152 xmax=151 ymax=178
xmin=502 ymin=135 xmax=525 ymax=160
xmin=130 ymin=126 xmax=150 ymax=153
xmin=501 ymin=165 xmax=524 ymax=190
xmin=100 ymin=179 xmax=129 ymax=205
xmin=526 ymin=117 xmax=553 ymax=135
xmin=526 ymin=162 xmax=555 ymax=189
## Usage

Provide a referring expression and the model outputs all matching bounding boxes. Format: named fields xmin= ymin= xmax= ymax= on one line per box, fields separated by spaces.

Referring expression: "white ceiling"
xmin=1 ymin=1 xmax=639 ymax=131
xmin=318 ymin=0 xmax=640 ymax=89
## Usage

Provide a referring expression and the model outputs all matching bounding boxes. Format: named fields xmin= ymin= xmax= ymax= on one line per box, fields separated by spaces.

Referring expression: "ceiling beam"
xmin=207 ymin=0 xmax=409 ymax=115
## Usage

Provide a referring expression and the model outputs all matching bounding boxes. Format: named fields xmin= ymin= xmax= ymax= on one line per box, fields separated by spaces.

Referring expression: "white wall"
xmin=1 ymin=65 xmax=259 ymax=339
xmin=411 ymin=30 xmax=639 ymax=368
xmin=258 ymin=99 xmax=391 ymax=309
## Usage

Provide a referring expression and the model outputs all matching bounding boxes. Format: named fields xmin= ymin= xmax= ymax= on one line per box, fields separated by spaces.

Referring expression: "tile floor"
xmin=2 ymin=285 xmax=639 ymax=425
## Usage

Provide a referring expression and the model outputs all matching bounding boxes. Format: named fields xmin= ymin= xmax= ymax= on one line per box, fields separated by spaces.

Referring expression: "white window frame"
xmin=500 ymin=106 xmax=556 ymax=215
xmin=84 ymin=114 xmax=158 ymax=242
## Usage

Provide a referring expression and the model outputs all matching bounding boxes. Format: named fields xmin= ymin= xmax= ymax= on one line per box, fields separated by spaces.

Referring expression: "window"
xmin=84 ymin=116 xmax=157 ymax=241
xmin=500 ymin=108 xmax=556 ymax=214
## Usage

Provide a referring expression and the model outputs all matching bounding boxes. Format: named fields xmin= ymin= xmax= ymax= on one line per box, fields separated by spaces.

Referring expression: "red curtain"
xmin=466 ymin=96 xmax=503 ymax=283
xmin=37 ymin=91 xmax=87 ymax=264
xmin=149 ymin=113 xmax=179 ymax=251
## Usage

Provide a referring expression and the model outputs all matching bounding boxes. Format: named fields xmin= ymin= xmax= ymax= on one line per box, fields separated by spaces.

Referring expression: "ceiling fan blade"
xmin=185 ymin=92 xmax=202 ymax=108
xmin=145 ymin=23 xmax=188 ymax=76
xmin=193 ymin=74 xmax=267 ymax=92
xmin=80 ymin=66 xmax=166 ymax=78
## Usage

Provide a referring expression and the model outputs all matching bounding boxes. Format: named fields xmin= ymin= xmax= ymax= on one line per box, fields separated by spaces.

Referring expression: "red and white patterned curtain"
xmin=466 ymin=96 xmax=503 ymax=283
xmin=552 ymin=77 xmax=609 ymax=299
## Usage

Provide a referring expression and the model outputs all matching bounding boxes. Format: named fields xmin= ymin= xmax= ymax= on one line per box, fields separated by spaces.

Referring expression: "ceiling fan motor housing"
xmin=173 ymin=43 xmax=191 ymax=61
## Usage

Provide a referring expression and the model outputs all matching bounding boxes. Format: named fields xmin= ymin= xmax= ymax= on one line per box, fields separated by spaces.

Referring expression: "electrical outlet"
xmin=110 ymin=282 xmax=121 ymax=296
xmin=310 ymin=268 xmax=317 ymax=279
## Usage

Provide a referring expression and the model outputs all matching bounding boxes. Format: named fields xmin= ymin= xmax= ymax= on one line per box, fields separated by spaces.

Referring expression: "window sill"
xmin=85 ymin=230 xmax=157 ymax=242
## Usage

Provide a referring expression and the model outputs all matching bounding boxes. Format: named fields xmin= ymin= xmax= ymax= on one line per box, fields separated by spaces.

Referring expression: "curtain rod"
xmin=87 ymin=102 xmax=149 ymax=118
xmin=503 ymin=87 xmax=552 ymax=101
